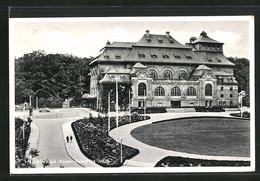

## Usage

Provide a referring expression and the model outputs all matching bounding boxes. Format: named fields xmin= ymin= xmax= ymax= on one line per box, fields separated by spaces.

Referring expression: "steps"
xmin=166 ymin=108 xmax=196 ymax=113
xmin=123 ymin=160 xmax=155 ymax=167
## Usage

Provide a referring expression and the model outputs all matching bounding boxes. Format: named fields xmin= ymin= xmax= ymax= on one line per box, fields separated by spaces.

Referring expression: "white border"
xmin=9 ymin=16 xmax=255 ymax=174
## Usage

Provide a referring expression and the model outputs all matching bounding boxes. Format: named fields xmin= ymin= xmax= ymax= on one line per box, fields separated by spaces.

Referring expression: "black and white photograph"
xmin=9 ymin=16 xmax=255 ymax=174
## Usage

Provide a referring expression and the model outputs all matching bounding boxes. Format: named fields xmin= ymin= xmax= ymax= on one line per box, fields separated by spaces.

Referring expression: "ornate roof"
xmin=192 ymin=31 xmax=223 ymax=44
xmin=89 ymin=30 xmax=234 ymax=67
xmin=134 ymin=33 xmax=190 ymax=49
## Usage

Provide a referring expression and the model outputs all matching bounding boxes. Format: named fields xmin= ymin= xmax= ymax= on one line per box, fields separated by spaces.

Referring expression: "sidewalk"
xmin=109 ymin=112 xmax=250 ymax=167
xmin=61 ymin=122 xmax=100 ymax=167
xmin=25 ymin=121 xmax=40 ymax=159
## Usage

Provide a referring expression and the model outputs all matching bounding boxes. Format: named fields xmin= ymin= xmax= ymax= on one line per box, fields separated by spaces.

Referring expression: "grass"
xmin=131 ymin=117 xmax=250 ymax=157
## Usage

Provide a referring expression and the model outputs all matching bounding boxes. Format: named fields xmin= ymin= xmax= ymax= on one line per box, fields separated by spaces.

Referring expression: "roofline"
xmin=90 ymin=60 xmax=235 ymax=67
xmin=192 ymin=41 xmax=224 ymax=45
xmin=99 ymin=46 xmax=133 ymax=52
xmin=132 ymin=45 xmax=192 ymax=49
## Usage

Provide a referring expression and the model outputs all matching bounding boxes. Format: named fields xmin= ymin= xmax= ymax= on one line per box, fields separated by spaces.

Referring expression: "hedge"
xmin=155 ymin=156 xmax=250 ymax=167
xmin=72 ymin=113 xmax=150 ymax=167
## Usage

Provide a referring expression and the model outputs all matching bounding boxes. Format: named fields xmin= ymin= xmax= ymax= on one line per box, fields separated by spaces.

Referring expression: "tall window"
xmin=138 ymin=83 xmax=146 ymax=96
xmin=154 ymin=86 xmax=165 ymax=96
xmin=205 ymin=84 xmax=212 ymax=96
xmin=171 ymin=86 xmax=181 ymax=96
xmin=149 ymin=70 xmax=158 ymax=80
xmin=186 ymin=87 xmax=196 ymax=96
xmin=163 ymin=70 xmax=173 ymax=80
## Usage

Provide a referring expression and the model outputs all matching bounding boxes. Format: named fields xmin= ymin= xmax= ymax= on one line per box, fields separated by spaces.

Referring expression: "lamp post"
xmin=107 ymin=91 xmax=111 ymax=135
xmin=120 ymin=137 xmax=123 ymax=164
xmin=116 ymin=79 xmax=119 ymax=128
xmin=129 ymin=89 xmax=131 ymax=123
xmin=143 ymin=89 xmax=146 ymax=120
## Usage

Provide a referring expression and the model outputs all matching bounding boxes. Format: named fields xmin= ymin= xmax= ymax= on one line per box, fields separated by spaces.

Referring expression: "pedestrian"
xmin=66 ymin=136 xmax=69 ymax=143
xmin=70 ymin=135 xmax=73 ymax=142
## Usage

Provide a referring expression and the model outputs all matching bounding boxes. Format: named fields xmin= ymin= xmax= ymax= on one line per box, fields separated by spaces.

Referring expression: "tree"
xmin=227 ymin=57 xmax=250 ymax=106
xmin=15 ymin=50 xmax=92 ymax=106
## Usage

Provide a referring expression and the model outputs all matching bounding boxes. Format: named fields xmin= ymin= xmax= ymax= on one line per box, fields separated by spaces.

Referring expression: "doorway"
xmin=171 ymin=101 xmax=181 ymax=107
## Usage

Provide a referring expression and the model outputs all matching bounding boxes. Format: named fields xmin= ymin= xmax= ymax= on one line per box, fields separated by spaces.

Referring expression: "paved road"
xmin=23 ymin=108 xmax=92 ymax=168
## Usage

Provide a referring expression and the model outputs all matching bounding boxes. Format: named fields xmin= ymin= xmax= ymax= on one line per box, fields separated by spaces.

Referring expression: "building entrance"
xmin=171 ymin=101 xmax=181 ymax=107
xmin=205 ymin=101 xmax=213 ymax=107
xmin=138 ymin=101 xmax=144 ymax=107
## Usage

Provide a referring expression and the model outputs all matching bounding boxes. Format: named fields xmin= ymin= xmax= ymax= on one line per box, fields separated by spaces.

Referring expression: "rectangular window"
xmin=230 ymin=87 xmax=233 ymax=91
xmin=230 ymin=94 xmax=233 ymax=98
xmin=223 ymin=101 xmax=226 ymax=106
xmin=230 ymin=101 xmax=233 ymax=106
xmin=221 ymin=87 xmax=224 ymax=91
xmin=219 ymin=101 xmax=222 ymax=106
xmin=221 ymin=94 xmax=224 ymax=98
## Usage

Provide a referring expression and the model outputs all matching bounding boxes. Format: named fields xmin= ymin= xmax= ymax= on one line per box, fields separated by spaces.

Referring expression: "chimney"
xmin=190 ymin=37 xmax=197 ymax=43
xmin=145 ymin=29 xmax=150 ymax=36
xmin=106 ymin=40 xmax=111 ymax=46
xmin=200 ymin=31 xmax=207 ymax=36
xmin=166 ymin=31 xmax=170 ymax=38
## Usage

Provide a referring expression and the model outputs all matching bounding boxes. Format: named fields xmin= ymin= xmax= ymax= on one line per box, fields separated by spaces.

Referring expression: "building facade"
xmin=89 ymin=30 xmax=238 ymax=110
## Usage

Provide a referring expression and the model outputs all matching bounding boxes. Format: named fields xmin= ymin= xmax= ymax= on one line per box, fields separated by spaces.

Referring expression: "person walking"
xmin=66 ymin=136 xmax=69 ymax=143
xmin=70 ymin=135 xmax=73 ymax=142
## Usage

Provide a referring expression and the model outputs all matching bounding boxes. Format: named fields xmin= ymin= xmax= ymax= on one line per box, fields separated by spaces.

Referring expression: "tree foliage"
xmin=227 ymin=57 xmax=250 ymax=106
xmin=15 ymin=50 xmax=92 ymax=105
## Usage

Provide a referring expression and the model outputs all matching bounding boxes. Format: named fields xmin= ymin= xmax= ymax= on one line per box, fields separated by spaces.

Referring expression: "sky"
xmin=10 ymin=16 xmax=253 ymax=59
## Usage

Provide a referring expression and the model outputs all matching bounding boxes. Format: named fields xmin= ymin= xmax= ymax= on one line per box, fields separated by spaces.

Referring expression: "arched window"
xmin=149 ymin=70 xmax=158 ymax=80
xmin=138 ymin=83 xmax=146 ymax=96
xmin=187 ymin=87 xmax=196 ymax=96
xmin=171 ymin=87 xmax=181 ymax=96
xmin=205 ymin=84 xmax=212 ymax=96
xmin=179 ymin=70 xmax=188 ymax=79
xmin=154 ymin=86 xmax=165 ymax=96
xmin=163 ymin=70 xmax=173 ymax=80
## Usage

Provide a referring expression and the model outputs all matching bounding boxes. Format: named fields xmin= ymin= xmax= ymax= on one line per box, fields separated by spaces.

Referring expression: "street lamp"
xmin=107 ymin=91 xmax=112 ymax=135
xmin=143 ymin=89 xmax=146 ymax=120
xmin=116 ymin=79 xmax=119 ymax=128
xmin=129 ymin=89 xmax=131 ymax=123
xmin=120 ymin=137 xmax=123 ymax=164
xmin=238 ymin=90 xmax=246 ymax=118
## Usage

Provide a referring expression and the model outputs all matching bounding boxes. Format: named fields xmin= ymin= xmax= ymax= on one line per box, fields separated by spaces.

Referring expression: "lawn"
xmin=131 ymin=117 xmax=250 ymax=157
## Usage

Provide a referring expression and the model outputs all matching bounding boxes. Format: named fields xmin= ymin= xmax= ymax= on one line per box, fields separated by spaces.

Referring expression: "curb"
xmin=25 ymin=121 xmax=40 ymax=160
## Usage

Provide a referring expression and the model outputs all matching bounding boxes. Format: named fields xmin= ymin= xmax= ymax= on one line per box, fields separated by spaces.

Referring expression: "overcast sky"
xmin=11 ymin=16 xmax=253 ymax=59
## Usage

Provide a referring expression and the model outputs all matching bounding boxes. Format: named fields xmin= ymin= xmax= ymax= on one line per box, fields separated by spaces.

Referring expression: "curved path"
xmin=25 ymin=108 xmax=99 ymax=168
xmin=109 ymin=112 xmax=250 ymax=167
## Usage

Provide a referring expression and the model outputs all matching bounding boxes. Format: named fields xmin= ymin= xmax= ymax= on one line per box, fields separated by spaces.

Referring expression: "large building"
xmin=88 ymin=30 xmax=238 ymax=110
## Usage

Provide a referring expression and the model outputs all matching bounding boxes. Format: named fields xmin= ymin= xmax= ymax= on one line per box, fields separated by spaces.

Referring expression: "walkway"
xmin=109 ymin=112 xmax=250 ymax=167
xmin=19 ymin=108 xmax=101 ymax=168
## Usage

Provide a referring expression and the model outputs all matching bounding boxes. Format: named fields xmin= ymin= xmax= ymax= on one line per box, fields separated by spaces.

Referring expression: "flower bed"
xmin=131 ymin=107 xmax=167 ymax=114
xmin=195 ymin=107 xmax=225 ymax=112
xmin=155 ymin=156 xmax=250 ymax=167
xmin=230 ymin=111 xmax=250 ymax=118
xmin=72 ymin=113 xmax=150 ymax=167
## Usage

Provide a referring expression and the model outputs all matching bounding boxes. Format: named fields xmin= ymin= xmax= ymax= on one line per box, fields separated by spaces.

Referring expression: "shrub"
xmin=71 ymin=113 xmax=149 ymax=167
xmin=131 ymin=107 xmax=167 ymax=114
xmin=155 ymin=156 xmax=250 ymax=167
xmin=194 ymin=107 xmax=225 ymax=112
xmin=15 ymin=117 xmax=34 ymax=168
xmin=230 ymin=111 xmax=250 ymax=118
